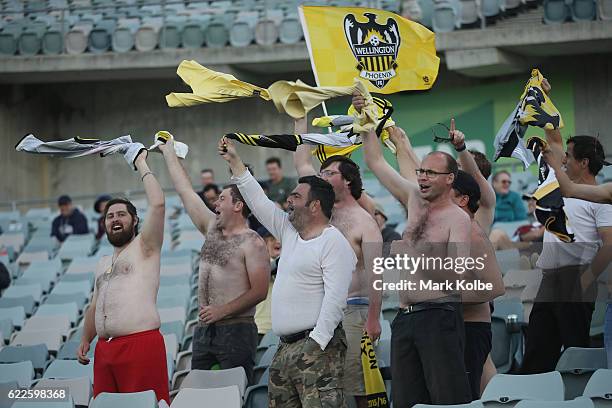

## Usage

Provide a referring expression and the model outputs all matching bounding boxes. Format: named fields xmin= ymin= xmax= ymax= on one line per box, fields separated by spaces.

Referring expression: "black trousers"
xmin=464 ymin=322 xmax=492 ymax=400
xmin=390 ymin=304 xmax=472 ymax=407
xmin=521 ymin=301 xmax=594 ymax=374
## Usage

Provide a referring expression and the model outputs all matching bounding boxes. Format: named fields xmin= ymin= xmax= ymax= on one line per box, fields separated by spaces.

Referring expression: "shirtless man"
xmin=77 ymin=147 xmax=169 ymax=404
xmin=392 ymin=121 xmax=505 ymax=398
xmin=353 ymin=93 xmax=472 ymax=407
xmin=293 ymin=117 xmax=382 ymax=408
xmin=159 ymin=138 xmax=270 ymax=384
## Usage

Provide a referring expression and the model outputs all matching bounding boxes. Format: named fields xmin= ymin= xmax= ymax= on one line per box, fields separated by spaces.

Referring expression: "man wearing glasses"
xmin=491 ymin=171 xmax=527 ymax=223
xmin=353 ymin=93 xmax=472 ymax=407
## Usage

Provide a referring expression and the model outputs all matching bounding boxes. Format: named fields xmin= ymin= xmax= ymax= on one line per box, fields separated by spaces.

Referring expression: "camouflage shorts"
xmin=269 ymin=326 xmax=347 ymax=408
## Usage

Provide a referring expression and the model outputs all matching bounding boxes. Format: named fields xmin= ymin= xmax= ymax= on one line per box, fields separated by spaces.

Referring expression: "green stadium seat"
xmin=571 ymin=0 xmax=597 ymax=20
xmin=0 ymin=26 xmax=21 ymax=55
xmin=159 ymin=23 xmax=182 ymax=49
xmin=18 ymin=28 xmax=44 ymax=55
xmin=182 ymin=20 xmax=205 ymax=48
xmin=544 ymin=0 xmax=570 ymax=23
xmin=42 ymin=27 xmax=64 ymax=54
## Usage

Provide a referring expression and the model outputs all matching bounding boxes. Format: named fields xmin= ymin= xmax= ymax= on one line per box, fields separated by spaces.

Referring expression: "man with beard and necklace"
xmin=158 ymin=138 xmax=270 ymax=384
xmin=293 ymin=116 xmax=382 ymax=408
xmin=76 ymin=148 xmax=170 ymax=405
xmin=353 ymin=93 xmax=472 ymax=407
xmin=392 ymin=122 xmax=505 ymax=399
xmin=219 ymin=136 xmax=355 ymax=408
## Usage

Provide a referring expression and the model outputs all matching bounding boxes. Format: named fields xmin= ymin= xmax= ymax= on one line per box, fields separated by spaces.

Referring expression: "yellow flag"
xmin=299 ymin=6 xmax=439 ymax=93
xmin=360 ymin=332 xmax=389 ymax=407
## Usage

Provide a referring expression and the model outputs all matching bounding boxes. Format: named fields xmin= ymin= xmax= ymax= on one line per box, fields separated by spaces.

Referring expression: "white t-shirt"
xmin=232 ymin=170 xmax=356 ymax=350
xmin=537 ymin=197 xmax=612 ymax=269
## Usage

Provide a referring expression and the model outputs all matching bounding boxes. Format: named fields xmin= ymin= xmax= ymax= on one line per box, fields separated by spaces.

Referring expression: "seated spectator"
xmin=492 ymin=170 xmax=527 ymax=222
xmin=263 ymin=157 xmax=295 ymax=206
xmin=51 ymin=195 xmax=89 ymax=243
xmin=199 ymin=183 xmax=220 ymax=212
xmin=490 ymin=191 xmax=544 ymax=252
xmin=374 ymin=202 xmax=401 ymax=243
xmin=93 ymin=194 xmax=111 ymax=240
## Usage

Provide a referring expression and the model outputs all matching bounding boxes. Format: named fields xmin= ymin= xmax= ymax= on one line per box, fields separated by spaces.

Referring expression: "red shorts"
xmin=94 ymin=329 xmax=169 ymax=404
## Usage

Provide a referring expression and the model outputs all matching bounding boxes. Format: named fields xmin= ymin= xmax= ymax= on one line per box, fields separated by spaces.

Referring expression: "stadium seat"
xmin=279 ymin=15 xmax=302 ymax=44
xmin=482 ymin=0 xmax=503 ymax=18
xmin=514 ymin=401 xmax=594 ymax=408
xmin=503 ymin=0 xmax=523 ymax=13
xmin=556 ymin=348 xmax=608 ymax=399
xmin=42 ymin=26 xmax=65 ymax=55
xmin=65 ymin=24 xmax=92 ymax=54
xmin=255 ymin=344 xmax=278 ymax=367
xmin=111 ymin=25 xmax=136 ymax=52
xmin=17 ymin=251 xmax=50 ymax=265
xmin=503 ymin=269 xmax=542 ymax=303
xmin=175 ymin=350 xmax=191 ymax=372
xmin=543 ymin=0 xmax=570 ymax=23
xmin=481 ymin=372 xmax=564 ymax=406
xmin=159 ymin=307 xmax=186 ymax=326
xmin=582 ymin=369 xmax=612 ymax=406
xmin=590 ymin=301 xmax=606 ymax=337
xmin=244 ymin=384 xmax=268 ymax=408
xmin=134 ymin=23 xmax=159 ymax=52
xmin=46 ymin=293 xmax=87 ymax=312
xmin=571 ymin=0 xmax=597 ymax=20
xmin=12 ymin=328 xmax=63 ymax=353
xmin=0 ymin=306 xmax=26 ymax=328
xmin=599 ymin=0 xmax=612 ymax=19
xmin=0 ymin=318 xmax=13 ymax=343
xmin=432 ymin=0 xmax=459 ymax=33
xmin=51 ymin=280 xmax=92 ymax=298
xmin=0 ymin=25 xmax=21 ymax=56
xmin=0 ymin=344 xmax=48 ymax=374
xmin=44 ymin=359 xmax=94 ymax=381
xmin=376 ymin=338 xmax=391 ymax=367
xmin=35 ymin=376 xmax=92 ymax=407
xmin=0 ymin=361 xmax=35 ymax=387
xmin=35 ymin=303 xmax=80 ymax=326
xmin=460 ymin=0 xmax=481 ymax=25
xmin=259 ymin=331 xmax=280 ymax=349
xmin=172 ymin=367 xmax=247 ymax=398
xmin=0 ymin=381 xmax=19 ymax=408
xmin=414 ymin=402 xmax=484 ymax=407
xmin=65 ymin=257 xmax=98 ymax=275
xmin=159 ymin=23 xmax=182 ymax=49
xmin=254 ymin=18 xmax=277 ymax=45
xmin=171 ymin=386 xmax=241 ymax=408
xmin=57 ymin=338 xmax=96 ymax=360
xmin=161 ymin=320 xmax=184 ymax=342
xmin=24 ymin=314 xmax=71 ymax=335
xmin=0 ymin=296 xmax=36 ymax=317
xmin=164 ymin=333 xmax=178 ymax=362
xmin=18 ymin=27 xmax=44 ymax=56
xmin=90 ymin=390 xmax=156 ymax=408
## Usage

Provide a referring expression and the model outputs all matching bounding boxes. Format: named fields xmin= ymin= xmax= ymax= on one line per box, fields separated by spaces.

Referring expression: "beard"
xmin=106 ymin=226 xmax=135 ymax=247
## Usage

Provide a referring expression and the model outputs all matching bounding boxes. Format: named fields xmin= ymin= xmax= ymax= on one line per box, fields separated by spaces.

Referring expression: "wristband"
xmin=455 ymin=144 xmax=466 ymax=152
xmin=141 ymin=171 xmax=154 ymax=181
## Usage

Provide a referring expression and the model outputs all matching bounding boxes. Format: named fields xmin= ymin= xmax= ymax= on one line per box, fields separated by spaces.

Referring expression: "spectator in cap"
xmin=51 ymin=195 xmax=89 ymax=243
xmin=94 ymin=194 xmax=112 ymax=240
xmin=373 ymin=202 xmax=401 ymax=243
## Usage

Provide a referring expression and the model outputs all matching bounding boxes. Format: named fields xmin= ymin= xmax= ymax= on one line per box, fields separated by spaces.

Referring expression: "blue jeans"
xmin=605 ymin=303 xmax=612 ymax=369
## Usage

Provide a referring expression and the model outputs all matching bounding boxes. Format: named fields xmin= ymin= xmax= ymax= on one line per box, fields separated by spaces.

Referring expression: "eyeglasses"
xmin=415 ymin=168 xmax=452 ymax=178
xmin=432 ymin=122 xmax=453 ymax=143
xmin=319 ymin=170 xmax=340 ymax=178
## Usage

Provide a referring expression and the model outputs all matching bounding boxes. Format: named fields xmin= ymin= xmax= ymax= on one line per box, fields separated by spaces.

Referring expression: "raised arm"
xmin=353 ymin=94 xmax=417 ymax=207
xmin=294 ymin=116 xmax=317 ymax=177
xmin=135 ymin=151 xmax=165 ymax=255
xmin=220 ymin=137 xmax=290 ymax=239
xmin=390 ymin=126 xmax=420 ymax=182
xmin=159 ymin=139 xmax=215 ymax=235
xmin=362 ymin=219 xmax=383 ymax=341
xmin=200 ymin=236 xmax=271 ymax=323
xmin=449 ymin=120 xmax=496 ymax=231
xmin=543 ymin=143 xmax=612 ymax=204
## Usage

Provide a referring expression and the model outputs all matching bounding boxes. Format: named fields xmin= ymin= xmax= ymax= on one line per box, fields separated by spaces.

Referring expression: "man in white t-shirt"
xmin=521 ymin=131 xmax=612 ymax=373
xmin=219 ymin=137 xmax=356 ymax=407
